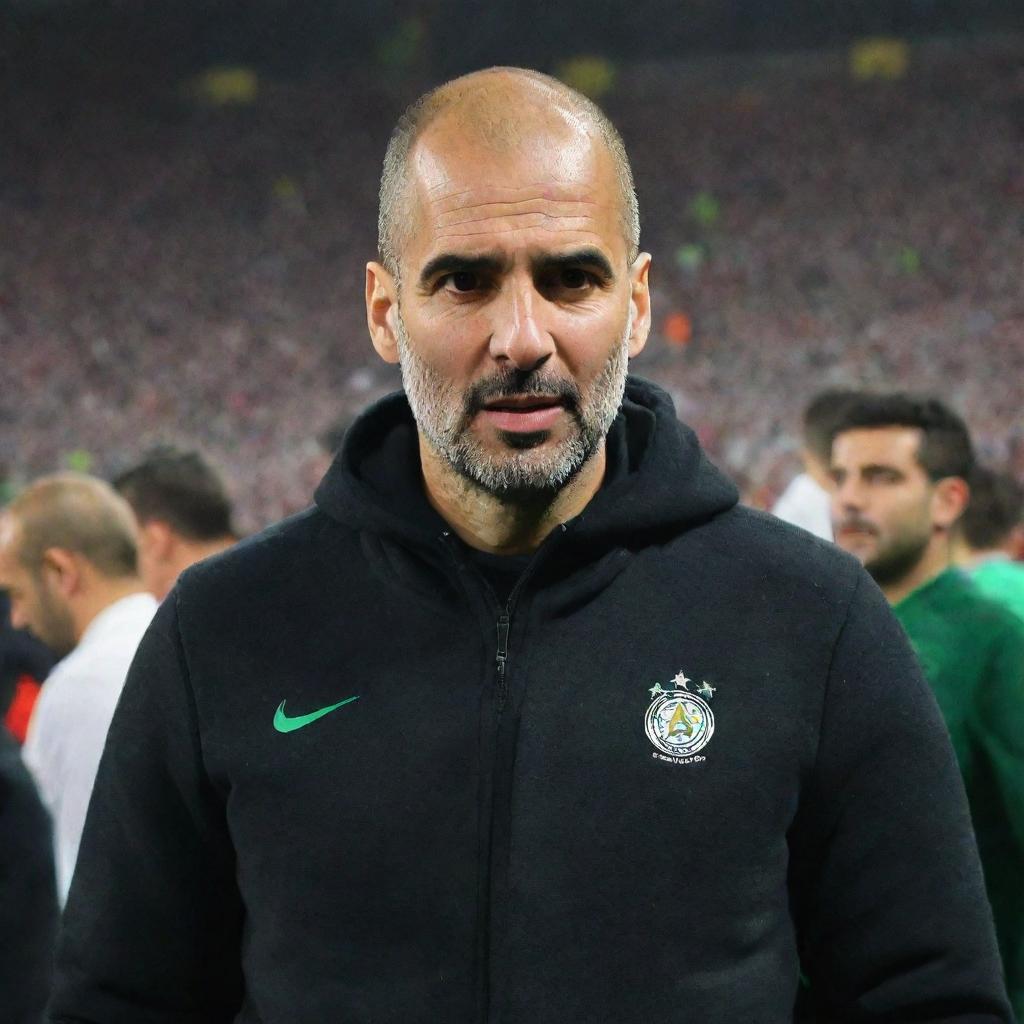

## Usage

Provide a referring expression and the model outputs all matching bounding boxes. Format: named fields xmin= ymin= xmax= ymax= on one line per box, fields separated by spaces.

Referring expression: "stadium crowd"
xmin=3 ymin=35 xmax=1022 ymax=531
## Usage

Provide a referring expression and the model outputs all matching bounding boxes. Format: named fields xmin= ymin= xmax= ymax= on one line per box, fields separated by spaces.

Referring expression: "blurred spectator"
xmin=0 ymin=590 xmax=56 ymax=744
xmin=953 ymin=466 xmax=1024 ymax=622
xmin=113 ymin=447 xmax=239 ymax=600
xmin=0 ymin=474 xmax=157 ymax=903
xmin=0 ymin=727 xmax=58 ymax=1024
xmin=830 ymin=394 xmax=1024 ymax=1017
xmin=772 ymin=388 xmax=860 ymax=539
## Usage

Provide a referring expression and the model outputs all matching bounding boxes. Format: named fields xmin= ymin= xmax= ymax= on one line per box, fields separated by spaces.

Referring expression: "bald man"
xmin=50 ymin=70 xmax=1011 ymax=1022
xmin=0 ymin=474 xmax=156 ymax=903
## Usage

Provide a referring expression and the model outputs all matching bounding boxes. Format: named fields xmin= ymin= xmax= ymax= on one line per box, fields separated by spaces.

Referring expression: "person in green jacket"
xmin=830 ymin=393 xmax=1024 ymax=1018
xmin=953 ymin=465 xmax=1024 ymax=623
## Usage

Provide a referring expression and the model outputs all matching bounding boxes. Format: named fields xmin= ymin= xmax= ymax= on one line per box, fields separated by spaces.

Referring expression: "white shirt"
xmin=23 ymin=592 xmax=157 ymax=903
xmin=772 ymin=472 xmax=834 ymax=541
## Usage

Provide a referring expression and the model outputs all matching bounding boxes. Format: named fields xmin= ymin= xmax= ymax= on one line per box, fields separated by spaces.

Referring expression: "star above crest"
xmin=672 ymin=671 xmax=691 ymax=691
xmin=648 ymin=682 xmax=664 ymax=698
xmin=697 ymin=681 xmax=716 ymax=699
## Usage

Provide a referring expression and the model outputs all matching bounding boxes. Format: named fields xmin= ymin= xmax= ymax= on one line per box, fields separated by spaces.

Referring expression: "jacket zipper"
xmin=492 ymin=555 xmax=542 ymax=713
xmin=442 ymin=525 xmax=569 ymax=714
xmin=439 ymin=525 xmax=569 ymax=1022
xmin=495 ymin=613 xmax=511 ymax=711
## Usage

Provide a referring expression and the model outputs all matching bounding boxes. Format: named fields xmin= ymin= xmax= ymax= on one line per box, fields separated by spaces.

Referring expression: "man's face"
xmin=373 ymin=113 xmax=650 ymax=498
xmin=830 ymin=427 xmax=936 ymax=586
xmin=0 ymin=526 xmax=75 ymax=657
xmin=394 ymin=304 xmax=633 ymax=496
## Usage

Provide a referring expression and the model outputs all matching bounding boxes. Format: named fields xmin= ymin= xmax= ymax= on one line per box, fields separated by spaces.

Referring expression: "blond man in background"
xmin=0 ymin=474 xmax=156 ymax=902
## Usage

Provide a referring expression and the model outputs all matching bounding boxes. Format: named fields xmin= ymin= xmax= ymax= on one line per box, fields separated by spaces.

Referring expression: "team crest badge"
xmin=645 ymin=671 xmax=716 ymax=764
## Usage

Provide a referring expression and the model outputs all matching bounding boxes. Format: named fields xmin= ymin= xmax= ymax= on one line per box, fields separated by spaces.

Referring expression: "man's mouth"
xmin=836 ymin=521 xmax=877 ymax=538
xmin=478 ymin=395 xmax=566 ymax=432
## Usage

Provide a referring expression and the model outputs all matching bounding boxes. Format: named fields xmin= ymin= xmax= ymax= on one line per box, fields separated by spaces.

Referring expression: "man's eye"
xmin=540 ymin=267 xmax=596 ymax=295
xmin=557 ymin=267 xmax=593 ymax=290
xmin=867 ymin=469 xmax=900 ymax=484
xmin=443 ymin=271 xmax=480 ymax=293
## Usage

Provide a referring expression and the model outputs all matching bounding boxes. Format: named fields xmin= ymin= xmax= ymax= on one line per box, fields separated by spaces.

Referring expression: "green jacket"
xmin=968 ymin=558 xmax=1024 ymax=624
xmin=896 ymin=568 xmax=1024 ymax=1017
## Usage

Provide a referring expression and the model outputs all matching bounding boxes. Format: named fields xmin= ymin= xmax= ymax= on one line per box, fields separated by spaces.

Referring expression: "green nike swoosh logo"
xmin=273 ymin=695 xmax=360 ymax=733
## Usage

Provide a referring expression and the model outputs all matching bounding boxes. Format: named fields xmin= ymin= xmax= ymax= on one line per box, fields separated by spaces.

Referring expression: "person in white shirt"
xmin=773 ymin=388 xmax=861 ymax=540
xmin=0 ymin=473 xmax=157 ymax=903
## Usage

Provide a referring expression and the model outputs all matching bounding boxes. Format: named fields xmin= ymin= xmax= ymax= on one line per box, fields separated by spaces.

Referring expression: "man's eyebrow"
xmin=417 ymin=248 xmax=617 ymax=289
xmin=417 ymin=252 xmax=507 ymax=288
xmin=536 ymin=248 xmax=615 ymax=280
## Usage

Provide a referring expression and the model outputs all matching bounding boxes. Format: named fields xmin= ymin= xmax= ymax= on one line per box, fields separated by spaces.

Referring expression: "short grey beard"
xmin=396 ymin=308 xmax=632 ymax=498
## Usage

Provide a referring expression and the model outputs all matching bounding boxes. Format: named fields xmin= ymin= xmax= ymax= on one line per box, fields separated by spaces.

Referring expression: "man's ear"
xmin=40 ymin=547 xmax=80 ymax=599
xmin=932 ymin=476 xmax=970 ymax=531
xmin=366 ymin=262 xmax=400 ymax=365
xmin=627 ymin=253 xmax=652 ymax=358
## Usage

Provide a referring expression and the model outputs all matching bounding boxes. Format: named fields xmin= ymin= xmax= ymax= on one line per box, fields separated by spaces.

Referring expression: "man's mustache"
xmin=836 ymin=514 xmax=878 ymax=535
xmin=464 ymin=370 xmax=582 ymax=415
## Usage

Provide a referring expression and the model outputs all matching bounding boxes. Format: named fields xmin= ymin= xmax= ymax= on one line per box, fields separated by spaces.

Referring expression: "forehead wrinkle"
xmin=432 ymin=217 xmax=606 ymax=242
xmin=435 ymin=201 xmax=603 ymax=230
xmin=436 ymin=196 xmax=600 ymax=216
xmin=429 ymin=181 xmax=601 ymax=208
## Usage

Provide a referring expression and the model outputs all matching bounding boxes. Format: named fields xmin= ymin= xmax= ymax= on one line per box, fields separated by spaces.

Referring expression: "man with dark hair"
xmin=50 ymin=70 xmax=1012 ymax=1022
xmin=0 ymin=474 xmax=157 ymax=904
xmin=773 ymin=388 xmax=861 ymax=539
xmin=830 ymin=394 xmax=974 ymax=599
xmin=113 ymin=447 xmax=237 ymax=600
xmin=830 ymin=393 xmax=1024 ymax=1016
xmin=954 ymin=466 xmax=1024 ymax=621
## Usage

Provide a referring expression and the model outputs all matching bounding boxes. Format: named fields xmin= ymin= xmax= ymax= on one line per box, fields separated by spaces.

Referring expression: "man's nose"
xmin=835 ymin=477 xmax=864 ymax=511
xmin=488 ymin=281 xmax=555 ymax=372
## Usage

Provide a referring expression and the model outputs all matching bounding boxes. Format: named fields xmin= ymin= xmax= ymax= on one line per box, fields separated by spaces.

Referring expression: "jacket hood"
xmin=314 ymin=376 xmax=738 ymax=552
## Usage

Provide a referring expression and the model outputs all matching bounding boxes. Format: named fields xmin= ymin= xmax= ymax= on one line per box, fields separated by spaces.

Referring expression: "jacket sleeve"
xmin=976 ymin=615 xmax=1024 ymax=855
xmin=789 ymin=571 xmax=1013 ymax=1022
xmin=47 ymin=593 xmax=244 ymax=1024
xmin=974 ymin=616 xmax=1024 ymax=1017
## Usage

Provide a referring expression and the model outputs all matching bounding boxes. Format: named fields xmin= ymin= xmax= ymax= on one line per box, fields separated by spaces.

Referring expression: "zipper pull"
xmin=495 ymin=613 xmax=510 ymax=709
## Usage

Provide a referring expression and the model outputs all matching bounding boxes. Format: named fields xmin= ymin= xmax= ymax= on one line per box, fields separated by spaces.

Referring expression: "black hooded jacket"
xmin=50 ymin=379 xmax=1011 ymax=1022
xmin=0 ymin=727 xmax=58 ymax=1024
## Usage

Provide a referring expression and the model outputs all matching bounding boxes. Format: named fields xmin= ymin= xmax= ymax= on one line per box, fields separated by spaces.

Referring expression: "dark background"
xmin=3 ymin=0 xmax=1022 ymax=77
